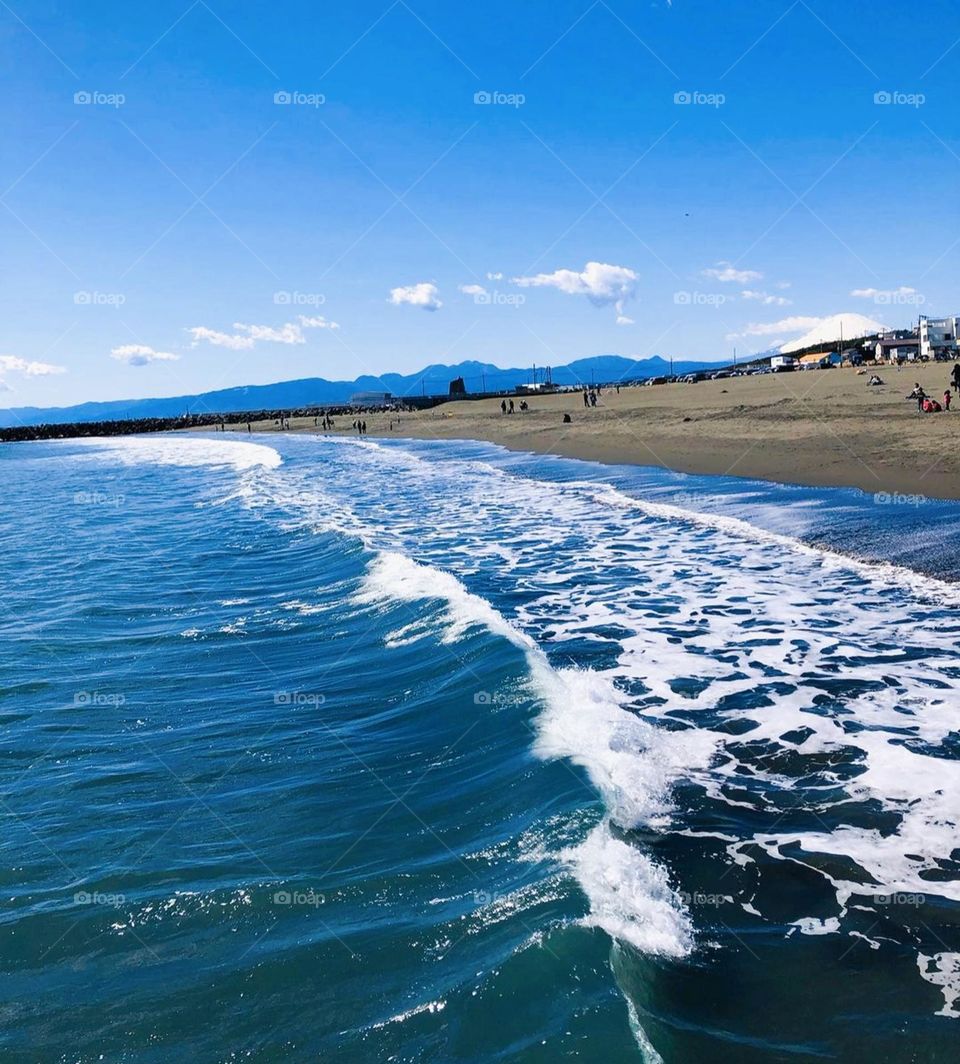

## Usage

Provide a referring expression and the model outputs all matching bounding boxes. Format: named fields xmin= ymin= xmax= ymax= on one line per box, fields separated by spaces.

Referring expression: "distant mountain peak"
xmin=780 ymin=313 xmax=886 ymax=353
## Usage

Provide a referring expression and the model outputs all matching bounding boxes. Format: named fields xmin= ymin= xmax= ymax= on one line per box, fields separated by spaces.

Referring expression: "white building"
xmin=919 ymin=316 xmax=959 ymax=359
xmin=875 ymin=336 xmax=919 ymax=362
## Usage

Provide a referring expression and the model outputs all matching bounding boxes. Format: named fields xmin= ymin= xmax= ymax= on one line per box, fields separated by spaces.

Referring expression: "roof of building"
xmin=876 ymin=336 xmax=919 ymax=347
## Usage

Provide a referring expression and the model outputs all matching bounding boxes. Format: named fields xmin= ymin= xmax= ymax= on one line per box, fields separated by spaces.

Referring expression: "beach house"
xmin=875 ymin=336 xmax=920 ymax=362
xmin=797 ymin=352 xmax=842 ymax=369
xmin=919 ymin=316 xmax=958 ymax=360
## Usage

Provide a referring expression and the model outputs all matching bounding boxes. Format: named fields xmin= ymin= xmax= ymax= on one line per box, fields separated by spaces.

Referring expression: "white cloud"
xmin=0 ymin=354 xmax=67 ymax=393
xmin=486 ymin=271 xmax=503 ymax=281
xmin=110 ymin=344 xmax=180 ymax=366
xmin=702 ymin=261 xmax=762 ymax=284
xmin=459 ymin=284 xmax=488 ymax=297
xmin=389 ymin=282 xmax=442 ymax=311
xmin=616 ymin=314 xmax=635 ymax=326
xmin=741 ymin=289 xmax=792 ymax=307
xmin=0 ymin=354 xmax=67 ymax=377
xmin=732 ymin=315 xmax=823 ymax=338
xmin=511 ymin=261 xmax=638 ymax=318
xmin=188 ymin=315 xmax=339 ymax=349
xmin=297 ymin=315 xmax=339 ymax=330
xmin=188 ymin=327 xmax=254 ymax=350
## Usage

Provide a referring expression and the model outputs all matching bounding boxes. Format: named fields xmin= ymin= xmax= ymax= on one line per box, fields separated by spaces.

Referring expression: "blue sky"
xmin=1 ymin=0 xmax=958 ymax=407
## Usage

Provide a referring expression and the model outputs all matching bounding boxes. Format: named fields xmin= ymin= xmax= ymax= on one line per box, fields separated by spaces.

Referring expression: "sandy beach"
xmin=233 ymin=362 xmax=960 ymax=500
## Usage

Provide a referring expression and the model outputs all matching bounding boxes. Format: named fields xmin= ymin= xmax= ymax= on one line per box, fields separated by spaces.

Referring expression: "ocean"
xmin=1 ymin=432 xmax=958 ymax=1062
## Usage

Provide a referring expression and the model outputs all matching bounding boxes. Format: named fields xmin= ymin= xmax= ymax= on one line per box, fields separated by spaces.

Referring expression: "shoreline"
xmin=230 ymin=363 xmax=960 ymax=502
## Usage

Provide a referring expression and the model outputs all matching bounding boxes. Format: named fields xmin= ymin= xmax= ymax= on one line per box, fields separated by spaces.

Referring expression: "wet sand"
xmin=233 ymin=363 xmax=960 ymax=500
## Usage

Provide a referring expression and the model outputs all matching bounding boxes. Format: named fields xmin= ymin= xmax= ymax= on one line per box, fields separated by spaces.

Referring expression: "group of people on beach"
xmin=905 ymin=364 xmax=960 ymax=413
xmin=498 ymin=398 xmax=532 ymax=415
xmin=352 ymin=419 xmax=368 ymax=435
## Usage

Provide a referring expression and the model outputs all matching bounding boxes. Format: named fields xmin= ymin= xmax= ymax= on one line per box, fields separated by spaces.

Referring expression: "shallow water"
xmin=1 ymin=432 xmax=958 ymax=1062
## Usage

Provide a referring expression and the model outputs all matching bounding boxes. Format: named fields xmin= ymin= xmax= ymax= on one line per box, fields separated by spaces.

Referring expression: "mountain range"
xmin=0 ymin=355 xmax=719 ymax=428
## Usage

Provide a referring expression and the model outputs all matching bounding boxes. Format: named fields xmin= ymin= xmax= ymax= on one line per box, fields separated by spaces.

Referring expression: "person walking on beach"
xmin=583 ymin=390 xmax=589 ymax=408
xmin=508 ymin=399 xmax=514 ymax=414
xmin=952 ymin=363 xmax=960 ymax=395
xmin=944 ymin=389 xmax=952 ymax=412
xmin=500 ymin=399 xmax=507 ymax=414
xmin=907 ymin=383 xmax=926 ymax=412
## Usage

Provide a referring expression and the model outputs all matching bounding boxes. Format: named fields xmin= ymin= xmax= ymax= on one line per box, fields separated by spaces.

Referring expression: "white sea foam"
xmin=561 ymin=823 xmax=693 ymax=957
xmin=357 ymin=551 xmax=534 ymax=651
xmin=369 ymin=998 xmax=447 ymax=1029
xmin=790 ymin=917 xmax=841 ymax=937
xmin=62 ymin=435 xmax=282 ymax=471
xmin=571 ymin=479 xmax=960 ymax=607
xmin=528 ymin=659 xmax=716 ymax=831
xmin=917 ymin=953 xmax=960 ymax=1018
xmin=233 ymin=434 xmax=960 ymax=1001
xmin=355 ymin=549 xmax=701 ymax=957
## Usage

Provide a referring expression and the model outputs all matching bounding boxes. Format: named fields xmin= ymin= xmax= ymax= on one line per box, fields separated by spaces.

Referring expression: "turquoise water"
xmin=1 ymin=432 xmax=959 ymax=1062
